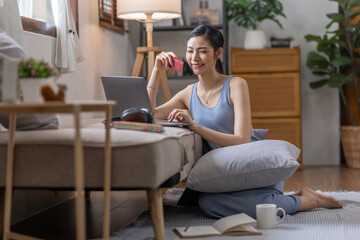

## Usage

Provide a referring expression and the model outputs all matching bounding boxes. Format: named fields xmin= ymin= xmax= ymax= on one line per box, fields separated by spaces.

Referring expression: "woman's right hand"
xmin=154 ymin=52 xmax=177 ymax=72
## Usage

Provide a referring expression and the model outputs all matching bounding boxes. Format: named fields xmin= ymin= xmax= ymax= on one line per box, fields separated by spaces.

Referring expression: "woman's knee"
xmin=198 ymin=194 xmax=224 ymax=218
xmin=198 ymin=193 xmax=257 ymax=219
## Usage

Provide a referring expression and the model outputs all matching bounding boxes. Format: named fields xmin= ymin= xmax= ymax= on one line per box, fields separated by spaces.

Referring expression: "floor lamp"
xmin=117 ymin=0 xmax=182 ymax=102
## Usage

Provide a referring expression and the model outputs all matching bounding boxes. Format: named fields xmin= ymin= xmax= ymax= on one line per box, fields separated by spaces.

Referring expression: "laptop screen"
xmin=101 ymin=76 xmax=152 ymax=118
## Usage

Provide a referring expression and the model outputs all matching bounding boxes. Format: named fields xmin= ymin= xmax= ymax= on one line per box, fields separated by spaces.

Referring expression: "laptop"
xmin=101 ymin=76 xmax=192 ymax=127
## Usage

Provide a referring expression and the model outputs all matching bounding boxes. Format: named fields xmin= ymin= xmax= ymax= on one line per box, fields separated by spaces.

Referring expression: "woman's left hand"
xmin=167 ymin=109 xmax=193 ymax=123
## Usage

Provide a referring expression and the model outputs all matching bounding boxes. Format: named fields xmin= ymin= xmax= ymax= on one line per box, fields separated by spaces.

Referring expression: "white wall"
xmin=23 ymin=0 xmax=138 ymax=121
xmin=229 ymin=0 xmax=340 ymax=166
xmin=56 ymin=0 xmax=138 ymax=103
xmin=24 ymin=0 xmax=341 ymax=166
xmin=9 ymin=0 xmax=138 ymax=224
xmin=155 ymin=0 xmax=340 ymax=166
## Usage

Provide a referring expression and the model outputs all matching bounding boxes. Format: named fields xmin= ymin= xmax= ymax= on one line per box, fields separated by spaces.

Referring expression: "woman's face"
xmin=186 ymin=36 xmax=217 ymax=76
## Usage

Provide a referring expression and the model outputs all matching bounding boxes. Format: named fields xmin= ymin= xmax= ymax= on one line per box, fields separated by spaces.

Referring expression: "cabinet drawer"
xmin=252 ymin=118 xmax=301 ymax=147
xmin=240 ymin=73 xmax=301 ymax=117
xmin=231 ymin=47 xmax=300 ymax=73
xmin=252 ymin=117 xmax=302 ymax=165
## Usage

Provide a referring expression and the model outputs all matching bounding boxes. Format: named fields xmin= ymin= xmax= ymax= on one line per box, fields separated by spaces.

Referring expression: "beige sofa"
xmin=0 ymin=119 xmax=203 ymax=239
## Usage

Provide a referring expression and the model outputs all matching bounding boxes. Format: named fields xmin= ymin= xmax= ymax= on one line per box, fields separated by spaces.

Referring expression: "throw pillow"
xmin=185 ymin=140 xmax=300 ymax=193
xmin=252 ymin=128 xmax=269 ymax=141
xmin=0 ymin=114 xmax=58 ymax=130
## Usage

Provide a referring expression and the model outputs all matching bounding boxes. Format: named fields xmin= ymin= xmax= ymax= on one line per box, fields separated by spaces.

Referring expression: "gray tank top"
xmin=190 ymin=75 xmax=259 ymax=149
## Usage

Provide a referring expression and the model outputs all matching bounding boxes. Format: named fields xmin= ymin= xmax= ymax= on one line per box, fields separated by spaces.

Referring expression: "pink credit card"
xmin=171 ymin=56 xmax=184 ymax=72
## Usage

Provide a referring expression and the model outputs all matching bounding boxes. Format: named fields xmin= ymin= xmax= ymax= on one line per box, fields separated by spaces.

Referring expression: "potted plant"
xmin=305 ymin=0 xmax=360 ymax=168
xmin=18 ymin=58 xmax=59 ymax=102
xmin=226 ymin=0 xmax=286 ymax=49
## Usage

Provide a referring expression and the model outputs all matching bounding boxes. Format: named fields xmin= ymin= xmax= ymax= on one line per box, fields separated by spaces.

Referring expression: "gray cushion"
xmin=252 ymin=128 xmax=269 ymax=141
xmin=0 ymin=114 xmax=58 ymax=130
xmin=185 ymin=140 xmax=300 ymax=193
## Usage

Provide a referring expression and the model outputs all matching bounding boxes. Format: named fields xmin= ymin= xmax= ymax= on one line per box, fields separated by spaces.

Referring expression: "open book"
xmin=173 ymin=213 xmax=262 ymax=238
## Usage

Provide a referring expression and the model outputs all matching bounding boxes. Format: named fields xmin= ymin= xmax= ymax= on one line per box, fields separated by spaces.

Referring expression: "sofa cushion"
xmin=0 ymin=120 xmax=202 ymax=189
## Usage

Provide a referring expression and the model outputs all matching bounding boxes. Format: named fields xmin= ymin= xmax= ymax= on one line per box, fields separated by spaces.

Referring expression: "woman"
xmin=147 ymin=25 xmax=342 ymax=218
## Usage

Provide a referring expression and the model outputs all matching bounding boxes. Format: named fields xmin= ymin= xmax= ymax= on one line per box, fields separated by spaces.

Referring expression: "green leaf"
xmin=344 ymin=72 xmax=355 ymax=85
xmin=352 ymin=31 xmax=359 ymax=46
xmin=305 ymin=34 xmax=321 ymax=42
xmin=237 ymin=0 xmax=253 ymax=8
xmin=327 ymin=13 xmax=343 ymax=20
xmin=346 ymin=0 xmax=360 ymax=11
xmin=329 ymin=0 xmax=345 ymax=5
xmin=309 ymin=79 xmax=328 ymax=89
xmin=326 ymin=15 xmax=346 ymax=29
xmin=330 ymin=48 xmax=353 ymax=66
xmin=327 ymin=29 xmax=348 ymax=37
xmin=317 ymin=36 xmax=332 ymax=55
xmin=328 ymin=73 xmax=346 ymax=88
xmin=312 ymin=71 xmax=330 ymax=76
xmin=346 ymin=9 xmax=360 ymax=20
xmin=226 ymin=0 xmax=286 ymax=29
xmin=328 ymin=37 xmax=347 ymax=47
xmin=327 ymin=73 xmax=354 ymax=88
xmin=307 ymin=51 xmax=329 ymax=69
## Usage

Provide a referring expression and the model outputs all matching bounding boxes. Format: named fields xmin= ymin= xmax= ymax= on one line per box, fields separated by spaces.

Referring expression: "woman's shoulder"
xmin=175 ymin=83 xmax=195 ymax=99
xmin=183 ymin=83 xmax=196 ymax=93
xmin=228 ymin=75 xmax=248 ymax=88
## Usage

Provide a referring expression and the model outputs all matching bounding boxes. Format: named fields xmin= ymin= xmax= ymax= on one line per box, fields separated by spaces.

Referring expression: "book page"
xmin=212 ymin=213 xmax=256 ymax=234
xmin=225 ymin=224 xmax=262 ymax=236
xmin=174 ymin=225 xmax=220 ymax=237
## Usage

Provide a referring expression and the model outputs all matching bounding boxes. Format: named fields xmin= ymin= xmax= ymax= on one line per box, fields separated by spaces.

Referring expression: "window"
xmin=17 ymin=0 xmax=79 ymax=37
xmin=17 ymin=0 xmax=55 ymax=24
xmin=98 ymin=0 xmax=127 ymax=33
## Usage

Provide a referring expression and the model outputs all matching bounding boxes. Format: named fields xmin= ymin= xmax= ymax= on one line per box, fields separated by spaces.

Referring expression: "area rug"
xmin=110 ymin=189 xmax=360 ymax=240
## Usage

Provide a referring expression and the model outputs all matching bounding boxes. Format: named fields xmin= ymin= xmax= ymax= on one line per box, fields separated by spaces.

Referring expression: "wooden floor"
xmin=9 ymin=165 xmax=360 ymax=239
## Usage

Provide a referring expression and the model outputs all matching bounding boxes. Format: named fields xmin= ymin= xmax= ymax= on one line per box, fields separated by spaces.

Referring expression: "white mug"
xmin=256 ymin=204 xmax=286 ymax=229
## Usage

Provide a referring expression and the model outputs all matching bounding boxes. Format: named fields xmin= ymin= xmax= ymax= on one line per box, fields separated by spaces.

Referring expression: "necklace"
xmin=200 ymin=75 xmax=220 ymax=104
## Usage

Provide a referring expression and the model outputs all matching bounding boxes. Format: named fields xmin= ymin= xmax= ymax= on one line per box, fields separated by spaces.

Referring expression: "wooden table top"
xmin=0 ymin=100 xmax=116 ymax=114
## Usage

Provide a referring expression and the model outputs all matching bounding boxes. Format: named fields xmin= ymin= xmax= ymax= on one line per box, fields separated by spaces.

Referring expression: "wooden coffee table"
xmin=0 ymin=101 xmax=115 ymax=240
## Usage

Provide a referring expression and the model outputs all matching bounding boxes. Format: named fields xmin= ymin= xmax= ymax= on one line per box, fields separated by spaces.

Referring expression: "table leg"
xmin=74 ymin=106 xmax=86 ymax=240
xmin=147 ymin=189 xmax=165 ymax=240
xmin=0 ymin=189 xmax=4 ymax=236
xmin=102 ymin=106 xmax=112 ymax=240
xmin=3 ymin=113 xmax=16 ymax=240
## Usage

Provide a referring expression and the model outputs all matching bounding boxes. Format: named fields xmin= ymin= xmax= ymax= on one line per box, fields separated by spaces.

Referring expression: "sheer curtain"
xmin=0 ymin=0 xmax=25 ymax=48
xmin=51 ymin=0 xmax=85 ymax=74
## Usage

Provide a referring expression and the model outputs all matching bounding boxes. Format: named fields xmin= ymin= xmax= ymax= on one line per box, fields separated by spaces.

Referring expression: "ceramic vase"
xmin=19 ymin=77 xmax=56 ymax=103
xmin=244 ymin=30 xmax=267 ymax=50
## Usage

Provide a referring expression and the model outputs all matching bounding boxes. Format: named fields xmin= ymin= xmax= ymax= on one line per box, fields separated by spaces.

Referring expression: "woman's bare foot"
xmin=294 ymin=187 xmax=343 ymax=211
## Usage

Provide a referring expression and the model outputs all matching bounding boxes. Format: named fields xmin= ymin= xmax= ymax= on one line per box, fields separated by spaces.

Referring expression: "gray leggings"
xmin=198 ymin=182 xmax=301 ymax=219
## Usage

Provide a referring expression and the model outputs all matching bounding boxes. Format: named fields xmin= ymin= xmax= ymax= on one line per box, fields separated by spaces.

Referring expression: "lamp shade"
xmin=117 ymin=0 xmax=181 ymax=21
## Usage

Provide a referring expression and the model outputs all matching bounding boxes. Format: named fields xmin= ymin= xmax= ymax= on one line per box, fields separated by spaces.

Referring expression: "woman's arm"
xmin=147 ymin=52 xmax=190 ymax=119
xmin=169 ymin=76 xmax=252 ymax=147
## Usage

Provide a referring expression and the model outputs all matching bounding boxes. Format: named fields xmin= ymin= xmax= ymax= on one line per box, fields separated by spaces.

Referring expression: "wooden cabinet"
xmin=231 ymin=47 xmax=302 ymax=167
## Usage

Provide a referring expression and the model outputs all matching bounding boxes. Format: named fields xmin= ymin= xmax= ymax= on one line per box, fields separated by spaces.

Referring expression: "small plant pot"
xmin=19 ymin=77 xmax=56 ymax=103
xmin=340 ymin=126 xmax=360 ymax=169
xmin=244 ymin=30 xmax=267 ymax=50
